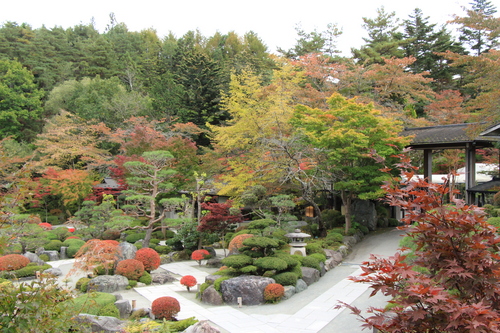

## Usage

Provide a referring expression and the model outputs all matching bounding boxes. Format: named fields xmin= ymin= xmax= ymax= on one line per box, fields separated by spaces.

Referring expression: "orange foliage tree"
xmin=69 ymin=239 xmax=120 ymax=276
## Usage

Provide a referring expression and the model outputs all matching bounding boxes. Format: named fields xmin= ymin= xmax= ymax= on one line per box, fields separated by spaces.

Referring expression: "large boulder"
xmin=184 ymin=320 xmax=220 ymax=333
xmin=23 ymin=252 xmax=45 ymax=265
xmin=295 ymin=279 xmax=308 ymax=293
xmin=201 ymin=285 xmax=224 ymax=306
xmin=220 ymin=276 xmax=275 ymax=305
xmin=352 ymin=199 xmax=377 ymax=231
xmin=114 ymin=299 xmax=131 ymax=319
xmin=205 ymin=274 xmax=222 ymax=284
xmin=151 ymin=271 xmax=175 ymax=284
xmin=87 ymin=275 xmax=129 ymax=293
xmin=283 ymin=285 xmax=296 ymax=300
xmin=75 ymin=314 xmax=126 ymax=333
xmin=43 ymin=267 xmax=63 ymax=277
xmin=117 ymin=242 xmax=136 ymax=261
xmin=39 ymin=250 xmax=59 ymax=261
xmin=301 ymin=267 xmax=320 ymax=286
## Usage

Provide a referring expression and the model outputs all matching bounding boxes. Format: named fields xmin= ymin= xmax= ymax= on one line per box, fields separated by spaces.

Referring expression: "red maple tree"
xmin=338 ymin=152 xmax=500 ymax=332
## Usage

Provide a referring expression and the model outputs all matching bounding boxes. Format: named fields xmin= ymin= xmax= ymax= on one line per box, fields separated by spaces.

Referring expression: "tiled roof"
xmin=401 ymin=123 xmax=500 ymax=148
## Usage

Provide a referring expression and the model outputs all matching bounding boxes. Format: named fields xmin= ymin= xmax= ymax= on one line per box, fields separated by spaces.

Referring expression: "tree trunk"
xmin=341 ymin=190 xmax=353 ymax=235
xmin=142 ymin=227 xmax=154 ymax=248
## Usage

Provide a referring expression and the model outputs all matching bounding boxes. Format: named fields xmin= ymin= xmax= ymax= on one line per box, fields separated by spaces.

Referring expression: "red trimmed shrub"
xmin=102 ymin=240 xmax=120 ymax=246
xmin=228 ymin=234 xmax=253 ymax=254
xmin=0 ymin=254 xmax=31 ymax=271
xmin=135 ymin=248 xmax=161 ymax=271
xmin=264 ymin=283 xmax=285 ymax=303
xmin=38 ymin=223 xmax=52 ymax=230
xmin=180 ymin=275 xmax=197 ymax=292
xmin=115 ymin=259 xmax=144 ymax=280
xmin=191 ymin=249 xmax=210 ymax=266
xmin=65 ymin=236 xmax=80 ymax=240
xmin=151 ymin=296 xmax=180 ymax=320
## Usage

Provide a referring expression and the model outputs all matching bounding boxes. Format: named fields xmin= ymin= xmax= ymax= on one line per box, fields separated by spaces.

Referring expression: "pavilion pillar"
xmin=465 ymin=143 xmax=476 ymax=204
xmin=423 ymin=149 xmax=433 ymax=182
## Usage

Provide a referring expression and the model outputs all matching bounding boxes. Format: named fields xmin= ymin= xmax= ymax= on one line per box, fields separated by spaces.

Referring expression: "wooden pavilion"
xmin=400 ymin=123 xmax=500 ymax=204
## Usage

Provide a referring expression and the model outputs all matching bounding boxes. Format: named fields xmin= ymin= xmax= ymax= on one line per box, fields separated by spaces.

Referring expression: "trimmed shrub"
xmin=227 ymin=234 xmax=253 ymax=254
xmin=38 ymin=254 xmax=50 ymax=262
xmin=125 ymin=232 xmax=146 ymax=244
xmin=102 ymin=229 xmax=121 ymax=240
xmin=305 ymin=243 xmax=325 ymax=255
xmin=180 ymin=275 xmax=197 ymax=291
xmin=65 ymin=292 xmax=117 ymax=316
xmin=44 ymin=240 xmax=64 ymax=251
xmin=263 ymin=283 xmax=285 ymax=303
xmin=309 ymin=253 xmax=326 ymax=263
xmin=299 ymin=256 xmax=321 ymax=271
xmin=221 ymin=254 xmax=253 ymax=269
xmin=129 ymin=280 xmax=138 ymax=288
xmin=151 ymin=296 xmax=180 ymax=320
xmin=115 ymin=259 xmax=144 ymax=280
xmin=388 ymin=218 xmax=400 ymax=227
xmin=0 ymin=263 xmax=51 ymax=279
xmin=139 ymin=271 xmax=152 ymax=285
xmin=191 ymin=249 xmax=210 ymax=265
xmin=63 ymin=238 xmax=86 ymax=247
xmin=254 ymin=257 xmax=288 ymax=272
xmin=273 ymin=253 xmax=300 ymax=269
xmin=0 ymin=254 xmax=30 ymax=271
xmin=240 ymin=265 xmax=258 ymax=274
xmin=98 ymin=303 xmax=120 ymax=318
xmin=76 ymin=277 xmax=90 ymax=292
xmin=272 ymin=272 xmax=298 ymax=286
xmin=358 ymin=225 xmax=369 ymax=235
xmin=154 ymin=245 xmax=172 ymax=254
xmin=326 ymin=232 xmax=344 ymax=243
xmin=135 ymin=248 xmax=161 ymax=272
xmin=488 ymin=217 xmax=500 ymax=229
xmin=149 ymin=238 xmax=161 ymax=246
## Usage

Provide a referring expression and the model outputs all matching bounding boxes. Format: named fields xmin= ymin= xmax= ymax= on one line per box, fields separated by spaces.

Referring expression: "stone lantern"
xmin=285 ymin=229 xmax=311 ymax=256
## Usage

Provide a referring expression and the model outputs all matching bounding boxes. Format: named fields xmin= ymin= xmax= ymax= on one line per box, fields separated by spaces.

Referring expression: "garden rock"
xmin=201 ymin=285 xmax=224 ymax=306
xmin=39 ymin=250 xmax=59 ymax=261
xmin=301 ymin=267 xmax=320 ymax=286
xmin=87 ymin=275 xmax=129 ymax=293
xmin=202 ymin=246 xmax=217 ymax=259
xmin=352 ymin=199 xmax=377 ymax=231
xmin=160 ymin=255 xmax=173 ymax=265
xmin=338 ymin=245 xmax=349 ymax=257
xmin=184 ymin=320 xmax=220 ymax=333
xmin=205 ymin=274 xmax=222 ymax=284
xmin=75 ymin=314 xmax=126 ymax=333
xmin=117 ymin=242 xmax=136 ymax=261
xmin=343 ymin=236 xmax=357 ymax=248
xmin=319 ymin=262 xmax=326 ymax=277
xmin=220 ymin=275 xmax=275 ymax=305
xmin=206 ymin=258 xmax=223 ymax=268
xmin=295 ymin=279 xmax=308 ymax=293
xmin=151 ymin=271 xmax=175 ymax=284
xmin=23 ymin=252 xmax=45 ymax=265
xmin=43 ymin=267 xmax=63 ymax=277
xmin=60 ymin=246 xmax=68 ymax=259
xmin=283 ymin=286 xmax=296 ymax=300
xmin=114 ymin=299 xmax=131 ymax=319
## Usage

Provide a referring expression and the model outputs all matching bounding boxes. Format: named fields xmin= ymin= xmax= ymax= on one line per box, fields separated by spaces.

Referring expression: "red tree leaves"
xmin=339 ymin=153 xmax=500 ymax=332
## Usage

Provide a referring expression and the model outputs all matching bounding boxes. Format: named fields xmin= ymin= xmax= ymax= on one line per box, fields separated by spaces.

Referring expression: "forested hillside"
xmin=0 ymin=0 xmax=499 ymax=226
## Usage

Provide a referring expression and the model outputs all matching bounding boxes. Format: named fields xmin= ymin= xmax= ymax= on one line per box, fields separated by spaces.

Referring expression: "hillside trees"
xmin=0 ymin=59 xmax=44 ymax=141
xmin=291 ymin=93 xmax=409 ymax=234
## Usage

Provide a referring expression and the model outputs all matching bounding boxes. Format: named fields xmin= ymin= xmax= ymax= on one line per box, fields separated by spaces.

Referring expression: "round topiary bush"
xmin=139 ymin=271 xmax=152 ymax=285
xmin=180 ymin=275 xmax=197 ymax=291
xmin=102 ymin=229 xmax=121 ymax=240
xmin=300 ymin=256 xmax=321 ymax=271
xmin=0 ymin=254 xmax=31 ymax=271
xmin=308 ymin=253 xmax=326 ymax=263
xmin=263 ymin=283 xmax=285 ymax=303
xmin=191 ymin=249 xmax=210 ymax=265
xmin=154 ymin=245 xmax=172 ymax=254
xmin=272 ymin=272 xmax=299 ymax=286
xmin=44 ymin=239 xmax=64 ymax=251
xmin=151 ymin=296 xmax=180 ymax=320
xmin=135 ymin=248 xmax=161 ymax=272
xmin=227 ymin=234 xmax=253 ymax=254
xmin=115 ymin=259 xmax=145 ymax=280
xmin=125 ymin=232 xmax=146 ymax=244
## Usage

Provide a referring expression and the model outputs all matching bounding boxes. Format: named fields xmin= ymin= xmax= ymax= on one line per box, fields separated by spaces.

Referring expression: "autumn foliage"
xmin=228 ymin=234 xmax=254 ymax=254
xmin=151 ymin=296 xmax=181 ymax=320
xmin=180 ymin=275 xmax=197 ymax=291
xmin=115 ymin=259 xmax=145 ymax=281
xmin=190 ymin=249 xmax=210 ymax=266
xmin=339 ymin=153 xmax=500 ymax=332
xmin=0 ymin=254 xmax=30 ymax=271
xmin=70 ymin=239 xmax=120 ymax=276
xmin=135 ymin=248 xmax=161 ymax=272
xmin=264 ymin=283 xmax=285 ymax=303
